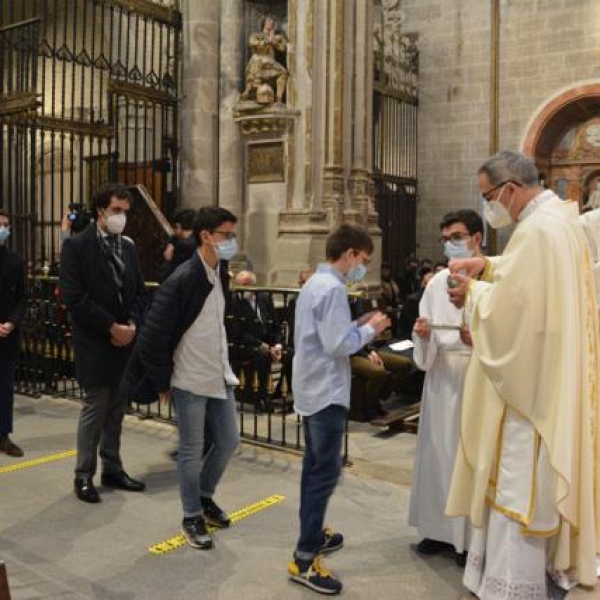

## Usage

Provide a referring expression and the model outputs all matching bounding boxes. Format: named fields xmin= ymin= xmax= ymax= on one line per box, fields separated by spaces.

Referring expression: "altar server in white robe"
xmin=447 ymin=150 xmax=600 ymax=599
xmin=409 ymin=209 xmax=484 ymax=565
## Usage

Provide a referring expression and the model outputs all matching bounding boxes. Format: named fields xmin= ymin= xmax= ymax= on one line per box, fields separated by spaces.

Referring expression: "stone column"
xmin=179 ymin=0 xmax=219 ymax=209
xmin=321 ymin=0 xmax=346 ymax=221
xmin=218 ymin=0 xmax=244 ymax=221
xmin=348 ymin=0 xmax=376 ymax=227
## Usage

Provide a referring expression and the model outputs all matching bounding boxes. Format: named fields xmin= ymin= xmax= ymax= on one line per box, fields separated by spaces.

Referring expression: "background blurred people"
xmin=398 ymin=268 xmax=432 ymax=339
xmin=227 ymin=270 xmax=282 ymax=413
xmin=0 ymin=210 xmax=26 ymax=457
xmin=161 ymin=209 xmax=197 ymax=281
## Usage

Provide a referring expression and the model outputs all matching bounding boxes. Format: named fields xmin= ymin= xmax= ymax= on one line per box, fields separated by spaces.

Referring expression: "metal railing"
xmin=15 ymin=277 xmax=353 ymax=463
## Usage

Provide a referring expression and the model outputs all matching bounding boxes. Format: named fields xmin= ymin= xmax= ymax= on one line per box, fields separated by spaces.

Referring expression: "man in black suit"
xmin=59 ymin=183 xmax=147 ymax=503
xmin=227 ymin=270 xmax=282 ymax=412
xmin=0 ymin=210 xmax=26 ymax=457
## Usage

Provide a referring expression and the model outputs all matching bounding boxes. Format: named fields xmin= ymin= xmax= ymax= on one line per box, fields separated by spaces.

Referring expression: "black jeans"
xmin=0 ymin=356 xmax=16 ymax=436
xmin=295 ymin=404 xmax=347 ymax=560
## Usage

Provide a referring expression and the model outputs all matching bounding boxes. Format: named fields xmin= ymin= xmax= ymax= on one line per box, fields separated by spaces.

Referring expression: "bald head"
xmin=234 ymin=270 xmax=257 ymax=286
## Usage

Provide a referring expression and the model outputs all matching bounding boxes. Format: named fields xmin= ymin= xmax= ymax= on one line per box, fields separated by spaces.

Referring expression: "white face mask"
xmin=483 ymin=185 xmax=513 ymax=229
xmin=104 ymin=212 xmax=127 ymax=235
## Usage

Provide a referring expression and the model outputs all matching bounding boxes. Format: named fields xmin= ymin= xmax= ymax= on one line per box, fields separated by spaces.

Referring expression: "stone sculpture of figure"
xmin=587 ymin=180 xmax=600 ymax=210
xmin=241 ymin=14 xmax=288 ymax=104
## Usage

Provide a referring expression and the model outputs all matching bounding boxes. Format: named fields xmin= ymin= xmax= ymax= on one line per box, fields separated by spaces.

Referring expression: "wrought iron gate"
xmin=0 ymin=0 xmax=182 ymax=274
xmin=373 ymin=10 xmax=418 ymax=276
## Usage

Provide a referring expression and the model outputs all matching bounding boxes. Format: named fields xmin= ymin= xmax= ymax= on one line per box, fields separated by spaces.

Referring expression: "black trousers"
xmin=0 ymin=356 xmax=16 ymax=436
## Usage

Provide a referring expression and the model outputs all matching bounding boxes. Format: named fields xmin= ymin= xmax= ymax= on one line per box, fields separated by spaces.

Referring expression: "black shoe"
xmin=455 ymin=551 xmax=467 ymax=567
xmin=201 ymin=497 xmax=231 ymax=528
xmin=74 ymin=478 xmax=101 ymax=503
xmin=101 ymin=471 xmax=146 ymax=492
xmin=181 ymin=516 xmax=213 ymax=550
xmin=416 ymin=538 xmax=452 ymax=555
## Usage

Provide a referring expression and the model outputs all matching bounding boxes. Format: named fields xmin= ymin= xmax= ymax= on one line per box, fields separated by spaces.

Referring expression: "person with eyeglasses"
xmin=445 ymin=150 xmax=600 ymax=597
xmin=125 ymin=206 xmax=240 ymax=550
xmin=408 ymin=209 xmax=484 ymax=567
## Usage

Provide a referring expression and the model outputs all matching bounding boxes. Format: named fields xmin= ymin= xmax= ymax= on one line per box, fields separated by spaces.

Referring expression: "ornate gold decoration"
xmin=109 ymin=80 xmax=178 ymax=105
xmin=108 ymin=0 xmax=182 ymax=27
xmin=247 ymin=142 xmax=285 ymax=183
xmin=38 ymin=116 xmax=114 ymax=138
xmin=0 ymin=92 xmax=40 ymax=120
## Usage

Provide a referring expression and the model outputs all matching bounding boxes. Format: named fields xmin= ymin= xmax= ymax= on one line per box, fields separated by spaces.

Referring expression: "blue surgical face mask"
xmin=444 ymin=239 xmax=473 ymax=260
xmin=216 ymin=238 xmax=238 ymax=261
xmin=347 ymin=263 xmax=368 ymax=283
xmin=0 ymin=226 xmax=10 ymax=245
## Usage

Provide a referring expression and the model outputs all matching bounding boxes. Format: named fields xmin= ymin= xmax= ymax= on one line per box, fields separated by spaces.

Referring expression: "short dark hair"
xmin=174 ymin=209 xmax=196 ymax=231
xmin=193 ymin=206 xmax=238 ymax=246
xmin=439 ymin=209 xmax=484 ymax=236
xmin=0 ymin=209 xmax=8 ymax=220
xmin=92 ymin=182 xmax=132 ymax=218
xmin=325 ymin=224 xmax=374 ymax=261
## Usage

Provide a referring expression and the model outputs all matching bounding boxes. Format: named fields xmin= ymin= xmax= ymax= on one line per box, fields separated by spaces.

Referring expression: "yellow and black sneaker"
xmin=288 ymin=555 xmax=342 ymax=595
xmin=320 ymin=528 xmax=344 ymax=554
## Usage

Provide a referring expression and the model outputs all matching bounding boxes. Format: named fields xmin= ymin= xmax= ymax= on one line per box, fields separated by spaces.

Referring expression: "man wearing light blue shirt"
xmin=288 ymin=224 xmax=390 ymax=595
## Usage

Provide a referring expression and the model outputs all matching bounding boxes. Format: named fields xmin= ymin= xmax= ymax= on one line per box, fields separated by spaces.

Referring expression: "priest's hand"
xmin=447 ymin=273 xmax=471 ymax=308
xmin=413 ymin=317 xmax=430 ymax=340
xmin=449 ymin=256 xmax=486 ymax=278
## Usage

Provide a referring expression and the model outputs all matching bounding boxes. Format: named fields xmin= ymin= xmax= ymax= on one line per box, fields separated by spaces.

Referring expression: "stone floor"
xmin=0 ymin=395 xmax=597 ymax=600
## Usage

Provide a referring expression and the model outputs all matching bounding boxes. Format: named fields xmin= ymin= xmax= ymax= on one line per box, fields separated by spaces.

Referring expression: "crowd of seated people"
xmin=226 ymin=270 xmax=282 ymax=413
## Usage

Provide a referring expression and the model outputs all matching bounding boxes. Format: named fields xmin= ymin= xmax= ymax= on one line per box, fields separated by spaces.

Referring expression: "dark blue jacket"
xmin=123 ymin=251 xmax=230 ymax=402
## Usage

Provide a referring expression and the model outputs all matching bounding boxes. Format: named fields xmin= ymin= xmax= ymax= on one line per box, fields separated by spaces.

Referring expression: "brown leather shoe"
xmin=0 ymin=435 xmax=24 ymax=457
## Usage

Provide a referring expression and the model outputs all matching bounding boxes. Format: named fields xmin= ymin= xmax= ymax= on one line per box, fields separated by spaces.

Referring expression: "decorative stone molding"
xmin=278 ymin=210 xmax=331 ymax=234
xmin=233 ymin=103 xmax=299 ymax=137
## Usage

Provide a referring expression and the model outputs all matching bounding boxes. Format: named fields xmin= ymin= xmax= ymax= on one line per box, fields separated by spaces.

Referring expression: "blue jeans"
xmin=295 ymin=404 xmax=347 ymax=560
xmin=172 ymin=387 xmax=239 ymax=518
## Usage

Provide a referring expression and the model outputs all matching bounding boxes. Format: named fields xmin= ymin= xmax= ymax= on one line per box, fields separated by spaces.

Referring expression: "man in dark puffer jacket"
xmin=126 ymin=206 xmax=239 ymax=551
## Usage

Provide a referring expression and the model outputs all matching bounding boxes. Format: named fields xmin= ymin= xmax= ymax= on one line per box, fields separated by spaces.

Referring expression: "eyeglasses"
xmin=438 ymin=232 xmax=471 ymax=245
xmin=212 ymin=229 xmax=237 ymax=240
xmin=481 ymin=179 xmax=522 ymax=202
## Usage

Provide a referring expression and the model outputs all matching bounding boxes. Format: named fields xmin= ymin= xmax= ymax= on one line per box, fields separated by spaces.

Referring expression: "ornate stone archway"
xmin=523 ymin=84 xmax=600 ymax=206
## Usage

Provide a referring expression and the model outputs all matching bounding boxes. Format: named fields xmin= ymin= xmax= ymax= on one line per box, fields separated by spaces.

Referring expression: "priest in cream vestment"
xmin=409 ymin=210 xmax=484 ymax=563
xmin=446 ymin=151 xmax=600 ymax=599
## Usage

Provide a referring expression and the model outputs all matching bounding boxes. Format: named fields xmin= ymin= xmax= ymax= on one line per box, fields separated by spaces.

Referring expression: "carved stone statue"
xmin=241 ymin=15 xmax=288 ymax=104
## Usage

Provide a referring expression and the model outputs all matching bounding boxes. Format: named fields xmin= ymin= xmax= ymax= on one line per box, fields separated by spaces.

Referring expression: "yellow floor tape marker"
xmin=149 ymin=494 xmax=286 ymax=555
xmin=0 ymin=449 xmax=77 ymax=475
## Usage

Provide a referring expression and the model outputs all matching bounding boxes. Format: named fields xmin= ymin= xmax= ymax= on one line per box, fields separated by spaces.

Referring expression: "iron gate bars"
xmin=0 ymin=0 xmax=182 ymax=272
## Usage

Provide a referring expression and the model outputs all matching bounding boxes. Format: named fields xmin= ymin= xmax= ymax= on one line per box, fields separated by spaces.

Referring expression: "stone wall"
xmin=402 ymin=0 xmax=600 ymax=259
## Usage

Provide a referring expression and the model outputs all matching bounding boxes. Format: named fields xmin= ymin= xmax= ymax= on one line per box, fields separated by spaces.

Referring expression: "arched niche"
xmin=523 ymin=84 xmax=600 ymax=207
